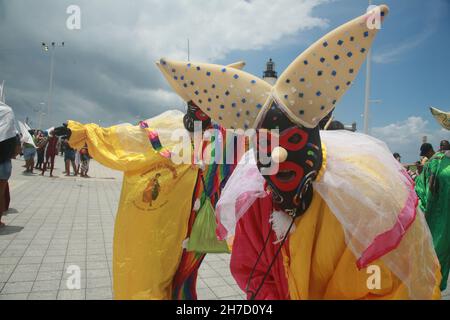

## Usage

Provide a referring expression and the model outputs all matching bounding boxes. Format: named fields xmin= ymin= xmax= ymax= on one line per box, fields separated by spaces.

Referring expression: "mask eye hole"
xmin=280 ymin=127 xmax=308 ymax=151
xmin=288 ymin=133 xmax=302 ymax=145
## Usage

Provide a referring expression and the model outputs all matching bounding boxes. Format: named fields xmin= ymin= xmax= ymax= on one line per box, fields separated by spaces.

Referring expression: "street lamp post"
xmin=363 ymin=0 xmax=373 ymax=135
xmin=42 ymin=41 xmax=65 ymax=128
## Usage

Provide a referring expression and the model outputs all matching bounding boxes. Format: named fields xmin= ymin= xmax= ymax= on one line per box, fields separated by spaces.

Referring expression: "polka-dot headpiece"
xmin=158 ymin=5 xmax=389 ymax=129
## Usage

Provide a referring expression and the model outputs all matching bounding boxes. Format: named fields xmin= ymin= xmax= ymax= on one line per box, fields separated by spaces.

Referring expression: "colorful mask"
xmin=157 ymin=5 xmax=389 ymax=215
xmin=255 ymin=100 xmax=322 ymax=215
xmin=183 ymin=101 xmax=211 ymax=132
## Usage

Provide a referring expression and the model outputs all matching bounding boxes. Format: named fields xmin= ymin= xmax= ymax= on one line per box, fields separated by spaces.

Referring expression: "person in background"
xmin=439 ymin=140 xmax=449 ymax=152
xmin=35 ymin=130 xmax=47 ymax=170
xmin=79 ymin=145 xmax=91 ymax=178
xmin=420 ymin=143 xmax=435 ymax=165
xmin=74 ymin=149 xmax=81 ymax=176
xmin=22 ymin=130 xmax=37 ymax=173
xmin=63 ymin=138 xmax=77 ymax=176
xmin=41 ymin=130 xmax=58 ymax=177
xmin=393 ymin=152 xmax=401 ymax=162
xmin=0 ymin=134 xmax=20 ymax=227
xmin=415 ymin=139 xmax=450 ymax=292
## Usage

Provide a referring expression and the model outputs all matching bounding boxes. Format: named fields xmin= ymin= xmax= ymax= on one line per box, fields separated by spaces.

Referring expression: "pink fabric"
xmin=230 ymin=195 xmax=290 ymax=300
xmin=356 ymin=172 xmax=418 ymax=269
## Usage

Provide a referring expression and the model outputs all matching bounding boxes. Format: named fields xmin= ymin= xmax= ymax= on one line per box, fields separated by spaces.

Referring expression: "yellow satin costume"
xmin=67 ymin=112 xmax=198 ymax=299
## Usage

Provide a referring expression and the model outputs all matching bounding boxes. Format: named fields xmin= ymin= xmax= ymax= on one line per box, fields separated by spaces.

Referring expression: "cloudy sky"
xmin=0 ymin=0 xmax=449 ymax=162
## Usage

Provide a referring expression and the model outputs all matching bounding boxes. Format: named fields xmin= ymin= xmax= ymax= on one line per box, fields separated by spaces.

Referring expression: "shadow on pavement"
xmin=0 ymin=225 xmax=24 ymax=235
xmin=3 ymin=208 xmax=19 ymax=215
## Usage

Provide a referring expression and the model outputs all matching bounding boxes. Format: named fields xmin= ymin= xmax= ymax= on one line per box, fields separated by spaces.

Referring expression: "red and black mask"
xmin=255 ymin=100 xmax=322 ymax=217
xmin=183 ymin=101 xmax=211 ymax=132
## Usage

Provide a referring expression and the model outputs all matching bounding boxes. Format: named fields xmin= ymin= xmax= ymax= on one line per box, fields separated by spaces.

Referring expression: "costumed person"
xmin=0 ymin=102 xmax=20 ymax=227
xmin=41 ymin=129 xmax=58 ymax=177
xmin=158 ymin=5 xmax=442 ymax=300
xmin=415 ymin=107 xmax=450 ymax=292
xmin=53 ymin=62 xmax=245 ymax=299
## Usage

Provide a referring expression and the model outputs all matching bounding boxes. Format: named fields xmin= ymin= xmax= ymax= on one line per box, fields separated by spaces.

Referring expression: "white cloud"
xmin=1 ymin=0 xmax=330 ymax=126
xmin=372 ymin=116 xmax=449 ymax=162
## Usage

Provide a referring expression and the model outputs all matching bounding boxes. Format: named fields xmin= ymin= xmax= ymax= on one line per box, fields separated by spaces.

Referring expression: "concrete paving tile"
xmin=57 ymin=289 xmax=86 ymax=300
xmin=2 ymin=281 xmax=34 ymax=294
xmin=28 ymin=290 xmax=58 ymax=300
xmin=0 ymin=293 xmax=29 ymax=300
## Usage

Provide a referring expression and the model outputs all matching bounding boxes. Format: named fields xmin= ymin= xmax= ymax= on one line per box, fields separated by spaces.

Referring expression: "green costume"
xmin=416 ymin=151 xmax=450 ymax=291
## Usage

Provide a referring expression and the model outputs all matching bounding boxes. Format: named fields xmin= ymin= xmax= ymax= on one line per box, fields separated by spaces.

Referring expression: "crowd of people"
xmin=394 ymin=139 xmax=450 ymax=292
xmin=0 ymin=120 xmax=91 ymax=228
xmin=18 ymin=129 xmax=91 ymax=178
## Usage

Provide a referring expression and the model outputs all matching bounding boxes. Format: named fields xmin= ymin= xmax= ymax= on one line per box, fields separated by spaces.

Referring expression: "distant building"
xmin=263 ymin=58 xmax=277 ymax=85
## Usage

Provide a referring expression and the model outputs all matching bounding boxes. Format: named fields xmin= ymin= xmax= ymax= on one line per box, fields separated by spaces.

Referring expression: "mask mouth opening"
xmin=276 ymin=169 xmax=296 ymax=183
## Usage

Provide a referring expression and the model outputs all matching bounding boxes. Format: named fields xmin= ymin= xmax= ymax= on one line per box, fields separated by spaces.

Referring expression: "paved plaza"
xmin=1 ymin=156 xmax=449 ymax=300
xmin=0 ymin=156 xmax=244 ymax=300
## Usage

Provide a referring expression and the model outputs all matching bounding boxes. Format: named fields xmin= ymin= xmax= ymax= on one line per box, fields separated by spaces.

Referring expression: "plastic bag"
xmin=186 ymin=198 xmax=230 ymax=253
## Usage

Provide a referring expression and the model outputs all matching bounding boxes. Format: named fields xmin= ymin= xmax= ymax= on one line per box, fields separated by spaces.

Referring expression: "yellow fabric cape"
xmin=67 ymin=113 xmax=198 ymax=299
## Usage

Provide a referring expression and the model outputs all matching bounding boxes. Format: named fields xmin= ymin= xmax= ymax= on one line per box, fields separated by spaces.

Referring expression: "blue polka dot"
xmin=232 ymin=102 xmax=236 ymax=107
xmin=298 ymin=93 xmax=304 ymax=98
xmin=187 ymin=63 xmax=191 ymax=67
xmin=350 ymin=36 xmax=354 ymax=41
xmin=241 ymin=98 xmax=246 ymax=103
xmin=346 ymin=81 xmax=351 ymax=86
xmin=233 ymin=74 xmax=239 ymax=79
xmin=381 ymin=11 xmax=385 ymax=16
xmin=347 ymin=52 xmax=353 ymax=57
xmin=332 ymin=100 xmax=337 ymax=105
xmin=361 ymin=48 xmax=366 ymax=53
xmin=299 ymin=110 xmax=305 ymax=115
xmin=317 ymin=71 xmax=323 ymax=76
xmin=183 ymin=83 xmax=187 ymax=88
xmin=334 ymin=55 xmax=340 ymax=60
xmin=225 ymin=91 xmax=230 ymax=96
xmin=320 ymin=57 xmax=325 ymax=63
xmin=331 ymin=70 xmax=337 ymax=76
xmin=316 ymin=91 xmax=321 ymax=96
xmin=304 ymin=60 xmax=308 ymax=65
xmin=174 ymin=76 xmax=178 ymax=80
xmin=256 ymin=104 xmax=262 ymax=109
xmin=190 ymin=81 xmax=195 ymax=86
xmin=221 ymin=68 xmax=227 ymax=72
xmin=284 ymin=95 xmax=289 ymax=99
xmin=364 ymin=31 xmax=369 ymax=38
xmin=194 ymin=91 xmax=199 ymax=95
xmin=206 ymin=71 xmax=211 ymax=76
xmin=323 ymin=41 xmax=328 ymax=47
xmin=208 ymin=98 xmax=212 ymax=102
xmin=196 ymin=66 xmax=201 ymax=71
xmin=349 ymin=68 xmax=354 ymax=74
xmin=161 ymin=60 xmax=167 ymax=65
xmin=244 ymin=124 xmax=249 ymax=129
xmin=300 ymin=78 xmax=305 ymax=82
xmin=335 ymin=86 xmax=340 ymax=91
xmin=236 ymin=112 xmax=240 ymax=117
xmin=320 ymin=105 xmax=325 ymax=110
xmin=180 ymin=76 xmax=184 ymax=80
xmin=207 ymin=107 xmax=211 ymax=111
xmin=251 ymin=80 xmax=256 ymax=84
xmin=220 ymin=104 xmax=225 ymax=109
xmin=212 ymin=84 xmax=216 ymax=89
xmin=337 ymin=40 xmax=343 ymax=45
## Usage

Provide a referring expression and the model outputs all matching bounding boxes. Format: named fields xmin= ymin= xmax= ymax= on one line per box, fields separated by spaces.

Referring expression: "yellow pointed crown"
xmin=158 ymin=5 xmax=389 ymax=129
